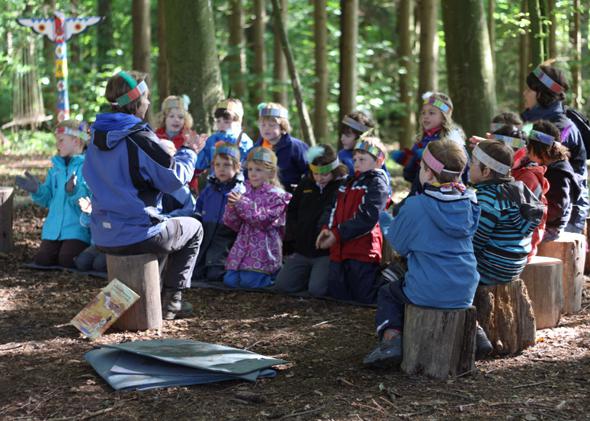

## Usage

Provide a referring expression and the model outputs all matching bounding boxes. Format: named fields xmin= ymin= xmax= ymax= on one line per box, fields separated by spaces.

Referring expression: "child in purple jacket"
xmin=223 ymin=147 xmax=292 ymax=288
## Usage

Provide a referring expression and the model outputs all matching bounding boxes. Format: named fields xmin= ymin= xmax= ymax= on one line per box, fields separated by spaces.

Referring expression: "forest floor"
xmin=1 ymin=153 xmax=589 ymax=420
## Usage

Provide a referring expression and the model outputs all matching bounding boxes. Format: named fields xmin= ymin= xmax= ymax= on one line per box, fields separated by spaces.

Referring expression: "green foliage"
xmin=0 ymin=130 xmax=55 ymax=155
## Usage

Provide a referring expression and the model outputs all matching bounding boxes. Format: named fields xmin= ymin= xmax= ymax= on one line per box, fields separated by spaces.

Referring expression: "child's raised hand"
xmin=227 ymin=191 xmax=242 ymax=206
xmin=468 ymin=135 xmax=487 ymax=149
xmin=79 ymin=196 xmax=92 ymax=214
xmin=184 ymin=131 xmax=207 ymax=154
xmin=15 ymin=171 xmax=40 ymax=193
xmin=316 ymin=229 xmax=336 ymax=249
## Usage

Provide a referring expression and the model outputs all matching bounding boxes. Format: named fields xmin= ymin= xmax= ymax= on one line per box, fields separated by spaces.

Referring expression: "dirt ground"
xmin=1 ymin=154 xmax=589 ymax=420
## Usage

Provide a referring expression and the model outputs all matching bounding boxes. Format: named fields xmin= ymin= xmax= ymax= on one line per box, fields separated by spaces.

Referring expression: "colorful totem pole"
xmin=17 ymin=11 xmax=102 ymax=122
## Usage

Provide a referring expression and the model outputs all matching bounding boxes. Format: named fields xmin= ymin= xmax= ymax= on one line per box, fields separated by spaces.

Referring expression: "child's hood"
xmin=92 ymin=112 xmax=148 ymax=150
xmin=421 ymin=187 xmax=479 ymax=238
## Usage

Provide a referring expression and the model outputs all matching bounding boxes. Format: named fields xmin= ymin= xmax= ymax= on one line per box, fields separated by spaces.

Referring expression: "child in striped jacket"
xmin=470 ymin=140 xmax=545 ymax=284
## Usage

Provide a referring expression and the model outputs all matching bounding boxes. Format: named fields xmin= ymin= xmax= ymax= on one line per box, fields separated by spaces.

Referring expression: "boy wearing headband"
xmin=254 ymin=102 xmax=308 ymax=193
xmin=15 ymin=119 xmax=91 ymax=268
xmin=527 ymin=120 xmax=581 ymax=241
xmin=83 ymin=70 xmax=207 ymax=320
xmin=338 ymin=110 xmax=375 ymax=174
xmin=316 ymin=137 xmax=389 ymax=304
xmin=365 ymin=140 xmax=481 ymax=366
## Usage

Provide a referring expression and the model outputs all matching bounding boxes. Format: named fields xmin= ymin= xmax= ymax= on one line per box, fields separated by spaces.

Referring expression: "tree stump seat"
xmin=0 ymin=187 xmax=14 ymax=253
xmin=473 ymin=279 xmax=535 ymax=355
xmin=401 ymin=304 xmax=477 ymax=379
xmin=537 ymin=232 xmax=586 ymax=314
xmin=520 ymin=256 xmax=563 ymax=329
xmin=106 ymin=253 xmax=162 ymax=332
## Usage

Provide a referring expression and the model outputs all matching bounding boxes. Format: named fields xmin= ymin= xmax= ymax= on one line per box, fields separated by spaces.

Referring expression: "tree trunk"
xmin=398 ymin=0 xmax=415 ymax=148
xmin=164 ymin=0 xmax=224 ymax=133
xmin=570 ymin=0 xmax=582 ymax=109
xmin=519 ymin=0 xmax=530 ymax=111
xmin=0 ymin=187 xmax=14 ymax=253
xmin=313 ymin=0 xmax=329 ymax=143
xmin=132 ymin=0 xmax=151 ymax=74
xmin=417 ymin=0 xmax=438 ymax=102
xmin=273 ymin=0 xmax=288 ymax=105
xmin=157 ymin=0 xmax=169 ymax=103
xmin=252 ymin=0 xmax=266 ymax=107
xmin=520 ymin=256 xmax=563 ymax=329
xmin=547 ymin=0 xmax=557 ymax=58
xmin=96 ymin=0 xmax=113 ymax=68
xmin=442 ymin=0 xmax=496 ymax=137
xmin=339 ymin=0 xmax=358 ymax=126
xmin=527 ymin=0 xmax=545 ymax=66
xmin=488 ymin=0 xmax=495 ymax=70
xmin=270 ymin=0 xmax=315 ymax=146
xmin=228 ymin=0 xmax=246 ymax=99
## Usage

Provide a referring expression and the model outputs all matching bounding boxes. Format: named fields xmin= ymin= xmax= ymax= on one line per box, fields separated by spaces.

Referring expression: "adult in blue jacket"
xmin=83 ymin=70 xmax=205 ymax=320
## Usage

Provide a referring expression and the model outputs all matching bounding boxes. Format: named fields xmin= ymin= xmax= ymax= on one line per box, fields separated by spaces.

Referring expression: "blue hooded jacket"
xmin=196 ymin=129 xmax=253 ymax=170
xmin=386 ymin=184 xmax=481 ymax=308
xmin=32 ymin=154 xmax=91 ymax=243
xmin=83 ymin=113 xmax=197 ymax=247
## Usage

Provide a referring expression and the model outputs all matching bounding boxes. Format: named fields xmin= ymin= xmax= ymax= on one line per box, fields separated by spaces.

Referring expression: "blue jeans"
xmin=375 ymin=279 xmax=412 ymax=338
xmin=327 ymin=259 xmax=380 ymax=304
xmin=224 ymin=270 xmax=274 ymax=288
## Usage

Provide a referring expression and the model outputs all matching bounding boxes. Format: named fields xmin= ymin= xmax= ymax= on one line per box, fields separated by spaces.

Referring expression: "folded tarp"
xmin=85 ymin=339 xmax=286 ymax=391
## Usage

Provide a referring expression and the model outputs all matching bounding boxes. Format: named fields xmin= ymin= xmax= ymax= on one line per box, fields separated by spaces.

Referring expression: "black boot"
xmin=162 ymin=289 xmax=193 ymax=320
xmin=475 ymin=325 xmax=493 ymax=360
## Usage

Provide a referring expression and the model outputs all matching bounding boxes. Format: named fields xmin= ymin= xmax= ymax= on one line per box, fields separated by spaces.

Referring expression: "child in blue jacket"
xmin=193 ymin=143 xmax=246 ymax=283
xmin=15 ymin=120 xmax=91 ymax=268
xmin=364 ymin=139 xmax=480 ymax=366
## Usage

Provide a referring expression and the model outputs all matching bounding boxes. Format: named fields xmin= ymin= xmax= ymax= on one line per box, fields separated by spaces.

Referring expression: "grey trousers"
xmin=274 ymin=253 xmax=330 ymax=297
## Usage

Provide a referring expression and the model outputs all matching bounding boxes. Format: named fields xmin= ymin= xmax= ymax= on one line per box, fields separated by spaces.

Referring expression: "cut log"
xmin=107 ymin=254 xmax=162 ymax=332
xmin=537 ymin=232 xmax=586 ymax=314
xmin=520 ymin=256 xmax=563 ymax=329
xmin=585 ymin=217 xmax=590 ymax=274
xmin=401 ymin=305 xmax=476 ymax=379
xmin=473 ymin=279 xmax=536 ymax=355
xmin=0 ymin=187 xmax=14 ymax=253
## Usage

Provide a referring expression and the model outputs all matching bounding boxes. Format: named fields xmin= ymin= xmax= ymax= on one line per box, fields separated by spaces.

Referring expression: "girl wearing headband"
xmin=522 ymin=63 xmax=588 ymax=234
xmin=223 ymin=147 xmax=292 ymax=289
xmin=83 ymin=70 xmax=207 ymax=320
xmin=274 ymin=145 xmax=348 ymax=297
xmin=254 ymin=102 xmax=309 ymax=193
xmin=365 ymin=140 xmax=481 ymax=366
xmin=526 ymin=120 xmax=581 ymax=241
xmin=15 ymin=119 xmax=91 ymax=268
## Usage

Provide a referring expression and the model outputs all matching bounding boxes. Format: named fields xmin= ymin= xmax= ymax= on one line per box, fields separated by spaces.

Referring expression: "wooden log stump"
xmin=537 ymin=232 xmax=586 ymax=314
xmin=107 ymin=254 xmax=162 ymax=331
xmin=520 ymin=256 xmax=563 ymax=329
xmin=401 ymin=305 xmax=476 ymax=379
xmin=0 ymin=187 xmax=14 ymax=253
xmin=473 ymin=279 xmax=535 ymax=355
xmin=584 ymin=217 xmax=590 ymax=274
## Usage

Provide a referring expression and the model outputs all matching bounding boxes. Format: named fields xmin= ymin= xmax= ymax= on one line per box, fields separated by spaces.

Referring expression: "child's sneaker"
xmin=475 ymin=325 xmax=493 ymax=360
xmin=363 ymin=334 xmax=403 ymax=366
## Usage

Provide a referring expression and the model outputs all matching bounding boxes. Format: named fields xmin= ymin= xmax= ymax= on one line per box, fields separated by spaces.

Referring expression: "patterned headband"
xmin=493 ymin=134 xmax=526 ymax=149
xmin=259 ymin=104 xmax=288 ymax=119
xmin=342 ymin=116 xmax=370 ymax=133
xmin=310 ymin=159 xmax=341 ymax=175
xmin=490 ymin=123 xmax=519 ymax=132
xmin=250 ymin=148 xmax=276 ymax=165
xmin=532 ymin=66 xmax=565 ymax=94
xmin=422 ymin=92 xmax=452 ymax=114
xmin=113 ymin=71 xmax=148 ymax=106
xmin=528 ymin=129 xmax=556 ymax=146
xmin=55 ymin=124 xmax=89 ymax=141
xmin=473 ymin=146 xmax=511 ymax=175
xmin=214 ymin=143 xmax=240 ymax=161
xmin=354 ymin=140 xmax=384 ymax=160
xmin=422 ymin=147 xmax=462 ymax=175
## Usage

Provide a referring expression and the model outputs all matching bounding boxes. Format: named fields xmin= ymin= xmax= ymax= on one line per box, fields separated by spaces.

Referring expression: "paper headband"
xmin=216 ymin=99 xmax=244 ymax=118
xmin=259 ymin=104 xmax=289 ymax=119
xmin=55 ymin=125 xmax=89 ymax=141
xmin=214 ymin=143 xmax=240 ymax=160
xmin=490 ymin=123 xmax=520 ymax=133
xmin=342 ymin=116 xmax=370 ymax=133
xmin=162 ymin=95 xmax=190 ymax=112
xmin=113 ymin=71 xmax=148 ymax=106
xmin=422 ymin=92 xmax=451 ymax=114
xmin=527 ymin=129 xmax=556 ymax=146
xmin=250 ymin=148 xmax=277 ymax=165
xmin=473 ymin=145 xmax=511 ymax=175
xmin=532 ymin=66 xmax=565 ymax=94
xmin=493 ymin=134 xmax=526 ymax=149
xmin=422 ymin=147 xmax=462 ymax=175
xmin=354 ymin=140 xmax=384 ymax=160
xmin=310 ymin=159 xmax=341 ymax=175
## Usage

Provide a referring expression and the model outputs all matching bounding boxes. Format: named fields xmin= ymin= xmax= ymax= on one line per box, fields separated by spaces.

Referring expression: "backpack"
xmin=565 ymin=107 xmax=590 ymax=155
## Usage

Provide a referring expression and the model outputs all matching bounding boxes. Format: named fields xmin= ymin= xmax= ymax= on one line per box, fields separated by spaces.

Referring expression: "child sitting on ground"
xmin=274 ymin=144 xmax=348 ymax=297
xmin=254 ymin=103 xmax=308 ymax=192
xmin=364 ymin=140 xmax=480 ymax=366
xmin=316 ymin=136 xmax=390 ymax=304
xmin=193 ymin=143 xmax=245 ymax=283
xmin=526 ymin=120 xmax=581 ymax=241
xmin=15 ymin=120 xmax=91 ymax=268
xmin=223 ymin=147 xmax=292 ymax=288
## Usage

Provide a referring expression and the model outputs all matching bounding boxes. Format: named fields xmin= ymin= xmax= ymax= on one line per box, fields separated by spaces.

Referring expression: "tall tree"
xmin=488 ymin=0 xmax=495 ymax=69
xmin=157 ymin=0 xmax=169 ymax=102
xmin=228 ymin=0 xmax=246 ymax=99
xmin=252 ymin=0 xmax=266 ymax=107
xmin=313 ymin=0 xmax=329 ymax=142
xmin=547 ymin=0 xmax=557 ymax=58
xmin=442 ymin=0 xmax=496 ymax=137
xmin=527 ymin=0 xmax=545 ymax=66
xmin=571 ymin=0 xmax=582 ymax=108
xmin=417 ymin=0 xmax=439 ymax=102
xmin=272 ymin=0 xmax=288 ymax=104
xmin=339 ymin=0 xmax=358 ymax=126
xmin=164 ymin=0 xmax=223 ymax=132
xmin=132 ymin=0 xmax=151 ymax=74
xmin=398 ymin=0 xmax=415 ymax=148
xmin=96 ymin=0 xmax=113 ymax=68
